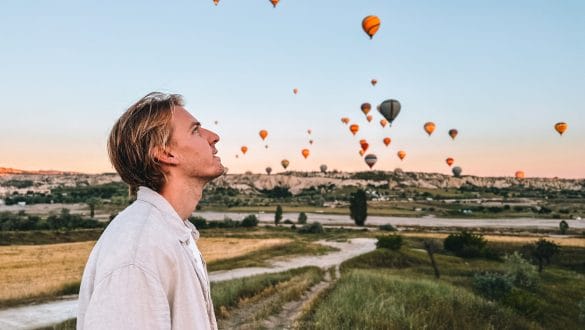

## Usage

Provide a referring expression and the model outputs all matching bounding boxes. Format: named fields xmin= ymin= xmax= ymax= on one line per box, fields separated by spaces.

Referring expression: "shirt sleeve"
xmin=80 ymin=264 xmax=170 ymax=330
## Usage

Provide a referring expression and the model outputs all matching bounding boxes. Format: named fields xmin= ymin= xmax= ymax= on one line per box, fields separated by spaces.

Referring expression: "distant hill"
xmin=0 ymin=167 xmax=80 ymax=176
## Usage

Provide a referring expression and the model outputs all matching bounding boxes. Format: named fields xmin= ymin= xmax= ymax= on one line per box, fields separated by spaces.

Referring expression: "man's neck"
xmin=159 ymin=178 xmax=205 ymax=221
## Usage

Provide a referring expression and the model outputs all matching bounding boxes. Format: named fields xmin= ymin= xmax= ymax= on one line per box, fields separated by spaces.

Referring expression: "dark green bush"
xmin=189 ymin=216 xmax=208 ymax=229
xmin=379 ymin=224 xmax=396 ymax=231
xmin=376 ymin=235 xmax=403 ymax=251
xmin=298 ymin=222 xmax=324 ymax=234
xmin=298 ymin=212 xmax=308 ymax=224
xmin=444 ymin=231 xmax=487 ymax=258
xmin=473 ymin=272 xmax=513 ymax=300
xmin=241 ymin=214 xmax=259 ymax=227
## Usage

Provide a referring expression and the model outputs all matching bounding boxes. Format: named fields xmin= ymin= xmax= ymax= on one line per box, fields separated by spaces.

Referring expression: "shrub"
xmin=503 ymin=252 xmax=538 ymax=288
xmin=241 ymin=214 xmax=259 ymax=227
xmin=349 ymin=189 xmax=367 ymax=226
xmin=283 ymin=219 xmax=294 ymax=225
xmin=579 ymin=298 xmax=585 ymax=323
xmin=444 ymin=231 xmax=487 ymax=258
xmin=275 ymin=205 xmax=283 ymax=226
xmin=379 ymin=224 xmax=396 ymax=231
xmin=473 ymin=272 xmax=513 ymax=300
xmin=376 ymin=235 xmax=403 ymax=251
xmin=298 ymin=212 xmax=308 ymax=224
xmin=189 ymin=216 xmax=208 ymax=229
xmin=525 ymin=239 xmax=560 ymax=273
xmin=559 ymin=220 xmax=569 ymax=234
xmin=298 ymin=222 xmax=324 ymax=234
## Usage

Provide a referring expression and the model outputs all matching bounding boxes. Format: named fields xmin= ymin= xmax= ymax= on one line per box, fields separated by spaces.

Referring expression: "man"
xmin=77 ymin=92 xmax=224 ymax=329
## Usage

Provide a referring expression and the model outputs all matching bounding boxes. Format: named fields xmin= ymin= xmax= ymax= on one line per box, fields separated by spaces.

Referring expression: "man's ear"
xmin=151 ymin=146 xmax=180 ymax=165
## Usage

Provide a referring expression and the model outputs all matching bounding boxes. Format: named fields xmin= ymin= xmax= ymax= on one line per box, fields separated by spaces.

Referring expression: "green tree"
xmin=86 ymin=197 xmax=101 ymax=218
xmin=349 ymin=189 xmax=367 ymax=226
xmin=559 ymin=220 xmax=569 ymax=235
xmin=526 ymin=239 xmax=560 ymax=273
xmin=275 ymin=205 xmax=283 ymax=226
xmin=298 ymin=212 xmax=308 ymax=225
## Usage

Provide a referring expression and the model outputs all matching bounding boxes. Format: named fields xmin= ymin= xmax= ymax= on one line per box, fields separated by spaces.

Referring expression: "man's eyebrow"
xmin=189 ymin=121 xmax=201 ymax=130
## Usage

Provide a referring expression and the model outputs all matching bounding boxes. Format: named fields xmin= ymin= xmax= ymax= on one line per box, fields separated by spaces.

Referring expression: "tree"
xmin=559 ymin=220 xmax=569 ymax=235
xmin=526 ymin=239 xmax=560 ymax=273
xmin=298 ymin=212 xmax=308 ymax=225
xmin=423 ymin=239 xmax=441 ymax=279
xmin=349 ymin=189 xmax=367 ymax=226
xmin=86 ymin=197 xmax=101 ymax=218
xmin=274 ymin=205 xmax=283 ymax=226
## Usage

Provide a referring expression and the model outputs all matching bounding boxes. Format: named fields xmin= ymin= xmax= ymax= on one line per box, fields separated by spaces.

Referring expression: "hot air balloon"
xmin=359 ymin=150 xmax=365 ymax=156
xmin=362 ymin=15 xmax=380 ymax=39
xmin=380 ymin=119 xmax=388 ymax=128
xmin=366 ymin=115 xmax=373 ymax=123
xmin=349 ymin=124 xmax=359 ymax=136
xmin=214 ymin=120 xmax=218 ymax=125
xmin=452 ymin=166 xmax=462 ymax=177
xmin=307 ymin=129 xmax=312 ymax=135
xmin=235 ymin=154 xmax=239 ymax=159
xmin=397 ymin=150 xmax=406 ymax=161
xmin=269 ymin=0 xmax=279 ymax=8
xmin=241 ymin=146 xmax=248 ymax=154
xmin=265 ymin=167 xmax=272 ymax=175
xmin=320 ymin=164 xmax=328 ymax=173
xmin=448 ymin=129 xmax=458 ymax=140
xmin=293 ymin=88 xmax=298 ymax=95
xmin=341 ymin=117 xmax=350 ymax=124
xmin=554 ymin=122 xmax=568 ymax=136
xmin=301 ymin=149 xmax=310 ymax=159
xmin=361 ymin=103 xmax=371 ymax=115
xmin=213 ymin=0 xmax=219 ymax=5
xmin=371 ymin=79 xmax=377 ymax=86
xmin=378 ymin=99 xmax=401 ymax=125
xmin=424 ymin=122 xmax=436 ymax=136
xmin=309 ymin=139 xmax=314 ymax=145
xmin=515 ymin=171 xmax=525 ymax=179
xmin=281 ymin=159 xmax=289 ymax=169
xmin=259 ymin=130 xmax=268 ymax=140
xmin=445 ymin=157 xmax=454 ymax=167
xmin=360 ymin=139 xmax=369 ymax=152
xmin=383 ymin=137 xmax=391 ymax=146
xmin=364 ymin=154 xmax=377 ymax=168
xmin=265 ymin=145 xmax=269 ymax=149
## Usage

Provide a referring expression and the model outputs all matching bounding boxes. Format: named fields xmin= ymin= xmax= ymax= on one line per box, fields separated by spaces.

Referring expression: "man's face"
xmin=168 ymin=106 xmax=224 ymax=181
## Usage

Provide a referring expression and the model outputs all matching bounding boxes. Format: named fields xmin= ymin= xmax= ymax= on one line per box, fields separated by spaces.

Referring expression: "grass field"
xmin=402 ymin=232 xmax=585 ymax=248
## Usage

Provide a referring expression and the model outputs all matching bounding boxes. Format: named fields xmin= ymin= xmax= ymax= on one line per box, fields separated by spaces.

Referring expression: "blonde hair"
xmin=108 ymin=92 xmax=184 ymax=193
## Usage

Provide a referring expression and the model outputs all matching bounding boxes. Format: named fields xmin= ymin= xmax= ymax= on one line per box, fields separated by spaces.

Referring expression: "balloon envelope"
xmin=301 ymin=149 xmax=310 ymax=159
xmin=361 ymin=103 xmax=371 ymax=115
xmin=364 ymin=154 xmax=377 ymax=168
xmin=371 ymin=79 xmax=377 ymax=86
xmin=269 ymin=0 xmax=279 ymax=8
xmin=554 ymin=122 xmax=568 ymax=135
xmin=452 ymin=166 xmax=462 ymax=177
xmin=378 ymin=99 xmax=401 ymax=124
xmin=383 ymin=137 xmax=391 ymax=146
xmin=259 ymin=130 xmax=268 ymax=140
xmin=397 ymin=150 xmax=406 ymax=160
xmin=281 ymin=159 xmax=289 ymax=169
xmin=449 ymin=129 xmax=458 ymax=140
xmin=341 ymin=117 xmax=350 ymax=124
xmin=362 ymin=15 xmax=380 ymax=39
xmin=380 ymin=119 xmax=388 ymax=128
xmin=515 ymin=171 xmax=525 ymax=179
xmin=446 ymin=157 xmax=454 ymax=167
xmin=320 ymin=164 xmax=328 ymax=173
xmin=265 ymin=167 xmax=272 ymax=175
xmin=293 ymin=88 xmax=298 ymax=95
xmin=424 ymin=122 xmax=436 ymax=136
xmin=241 ymin=146 xmax=248 ymax=154
xmin=349 ymin=124 xmax=359 ymax=135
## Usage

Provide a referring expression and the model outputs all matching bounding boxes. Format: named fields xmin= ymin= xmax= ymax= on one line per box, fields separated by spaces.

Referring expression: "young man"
xmin=77 ymin=92 xmax=224 ymax=329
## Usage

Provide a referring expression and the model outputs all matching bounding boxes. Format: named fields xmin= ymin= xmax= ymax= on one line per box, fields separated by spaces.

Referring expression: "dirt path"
xmin=0 ymin=239 xmax=375 ymax=330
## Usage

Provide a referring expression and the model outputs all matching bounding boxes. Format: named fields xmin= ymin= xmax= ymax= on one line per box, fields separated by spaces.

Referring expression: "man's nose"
xmin=205 ymin=129 xmax=220 ymax=144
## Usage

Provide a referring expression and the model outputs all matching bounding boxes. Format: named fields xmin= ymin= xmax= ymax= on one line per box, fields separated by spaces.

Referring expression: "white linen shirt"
xmin=77 ymin=186 xmax=217 ymax=330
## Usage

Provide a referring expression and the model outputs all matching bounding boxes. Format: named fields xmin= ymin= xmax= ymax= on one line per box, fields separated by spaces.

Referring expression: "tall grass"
xmin=308 ymin=269 xmax=539 ymax=330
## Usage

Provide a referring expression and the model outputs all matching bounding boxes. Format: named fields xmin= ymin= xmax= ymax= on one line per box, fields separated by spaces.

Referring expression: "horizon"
xmin=1 ymin=1 xmax=583 ymax=178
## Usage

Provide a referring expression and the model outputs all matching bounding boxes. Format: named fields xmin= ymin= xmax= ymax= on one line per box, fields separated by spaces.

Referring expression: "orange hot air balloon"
xmin=362 ymin=15 xmax=380 ymax=39
xmin=259 ymin=130 xmax=268 ymax=140
xmin=341 ymin=117 xmax=350 ymax=124
xmin=383 ymin=137 xmax=391 ymax=146
xmin=448 ymin=129 xmax=458 ymax=140
xmin=515 ymin=171 xmax=525 ymax=179
xmin=213 ymin=0 xmax=219 ymax=5
xmin=359 ymin=150 xmax=365 ymax=156
xmin=360 ymin=140 xmax=369 ymax=152
xmin=349 ymin=124 xmax=359 ymax=136
xmin=554 ymin=122 xmax=568 ymax=136
xmin=424 ymin=122 xmax=436 ymax=136
xmin=281 ymin=159 xmax=290 ymax=169
xmin=366 ymin=115 xmax=373 ymax=122
xmin=361 ymin=102 xmax=371 ymax=115
xmin=371 ymin=79 xmax=377 ymax=86
xmin=269 ymin=0 xmax=279 ymax=8
xmin=241 ymin=146 xmax=248 ymax=154
xmin=445 ymin=157 xmax=454 ymax=167
xmin=397 ymin=150 xmax=406 ymax=161
xmin=301 ymin=149 xmax=310 ymax=159
xmin=293 ymin=88 xmax=298 ymax=95
xmin=380 ymin=119 xmax=388 ymax=128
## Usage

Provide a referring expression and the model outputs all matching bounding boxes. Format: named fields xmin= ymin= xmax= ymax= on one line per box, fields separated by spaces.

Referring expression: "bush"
xmin=189 ymin=216 xmax=208 ymax=229
xmin=376 ymin=235 xmax=403 ymax=251
xmin=298 ymin=222 xmax=324 ymax=234
xmin=298 ymin=212 xmax=308 ymax=224
xmin=559 ymin=220 xmax=569 ymax=234
xmin=241 ymin=214 xmax=259 ymax=227
xmin=503 ymin=252 xmax=538 ymax=288
xmin=473 ymin=272 xmax=513 ymax=300
xmin=379 ymin=224 xmax=396 ymax=231
xmin=444 ymin=231 xmax=487 ymax=258
xmin=283 ymin=219 xmax=294 ymax=225
xmin=579 ymin=298 xmax=585 ymax=324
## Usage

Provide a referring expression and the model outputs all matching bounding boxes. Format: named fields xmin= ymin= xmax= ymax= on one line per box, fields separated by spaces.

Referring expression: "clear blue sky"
xmin=1 ymin=0 xmax=583 ymax=178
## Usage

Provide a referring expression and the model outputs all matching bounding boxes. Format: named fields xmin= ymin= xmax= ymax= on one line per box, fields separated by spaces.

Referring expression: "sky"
xmin=0 ymin=0 xmax=583 ymax=178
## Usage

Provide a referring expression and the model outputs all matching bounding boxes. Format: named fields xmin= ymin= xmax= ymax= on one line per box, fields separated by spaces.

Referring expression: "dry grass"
xmin=0 ymin=237 xmax=291 ymax=305
xmin=401 ymin=232 xmax=585 ymax=247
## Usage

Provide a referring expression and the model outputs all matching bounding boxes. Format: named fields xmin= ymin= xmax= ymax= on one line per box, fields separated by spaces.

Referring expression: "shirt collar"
xmin=136 ymin=186 xmax=200 ymax=242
